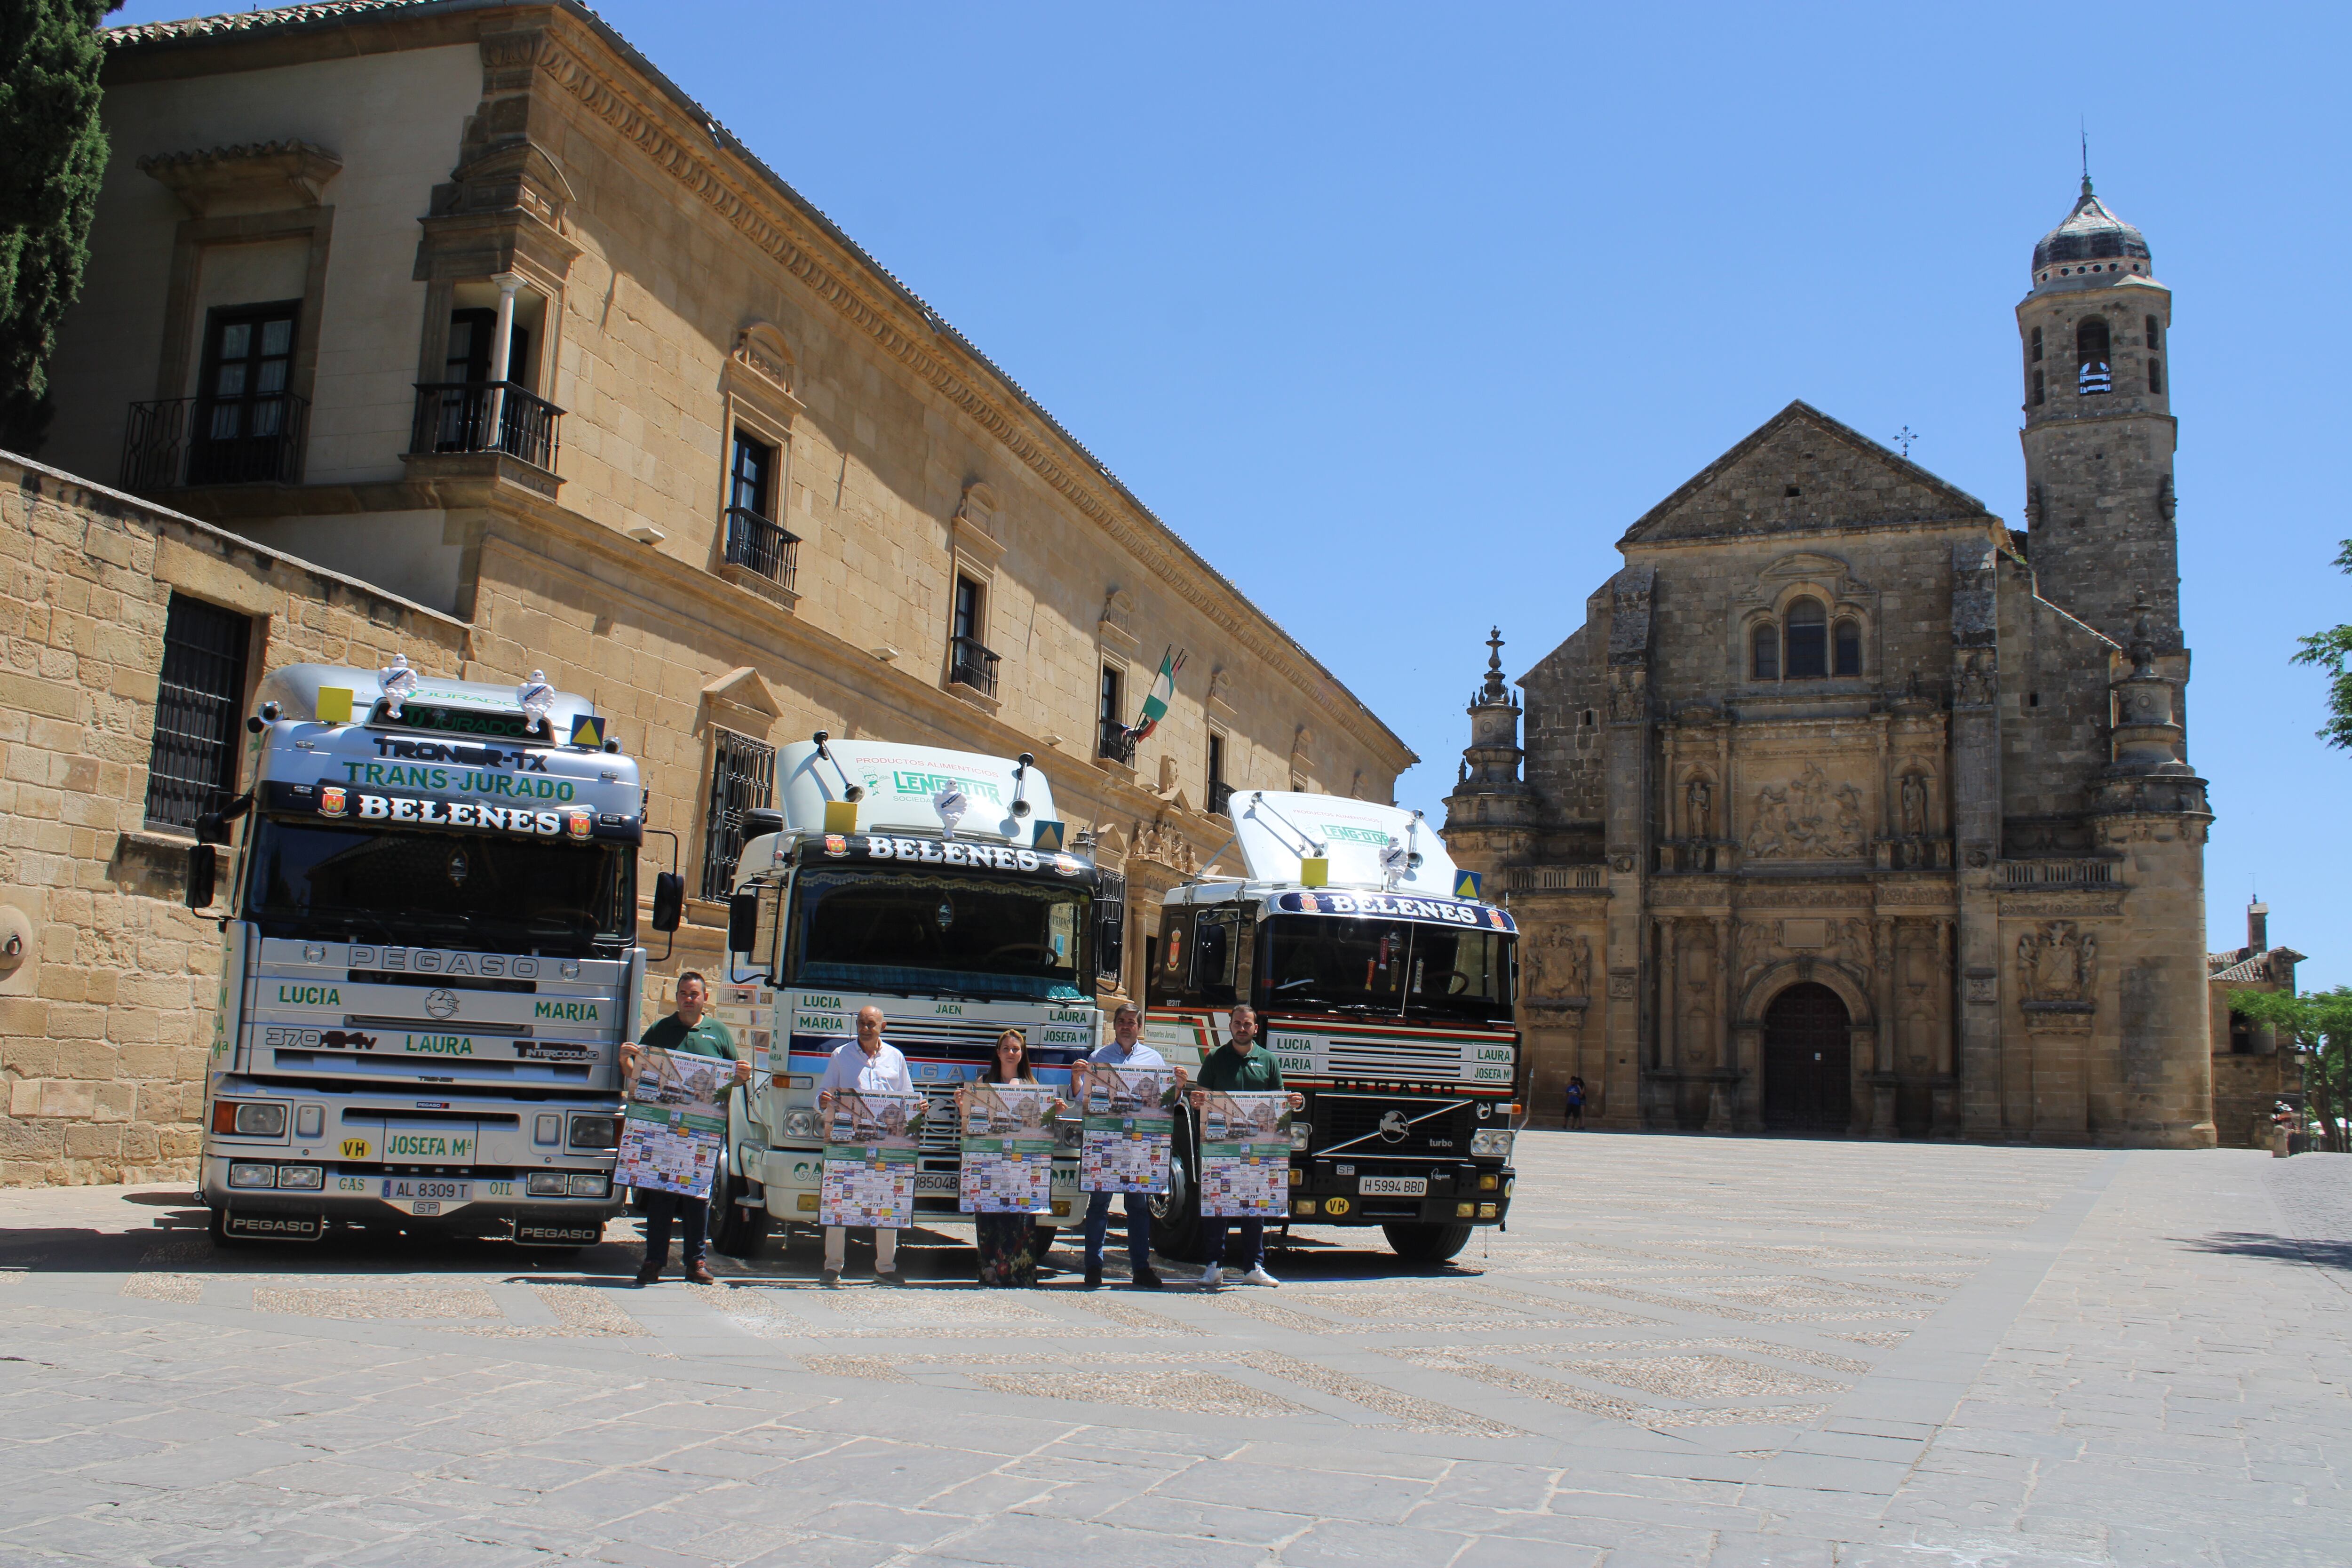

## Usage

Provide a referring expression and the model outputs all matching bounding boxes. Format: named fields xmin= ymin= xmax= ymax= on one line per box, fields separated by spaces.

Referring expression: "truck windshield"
xmin=243 ymin=818 xmax=636 ymax=955
xmin=1263 ymin=915 xmax=1513 ymax=1022
xmin=788 ymin=867 xmax=1091 ymax=1002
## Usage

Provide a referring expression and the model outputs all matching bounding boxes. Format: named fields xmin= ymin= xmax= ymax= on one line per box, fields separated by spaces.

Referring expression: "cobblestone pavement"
xmin=2 ymin=1136 xmax=2346 ymax=1567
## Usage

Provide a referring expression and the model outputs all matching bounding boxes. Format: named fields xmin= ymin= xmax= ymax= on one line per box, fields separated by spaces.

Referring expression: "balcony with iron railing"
xmin=409 ymin=381 xmax=562 ymax=471
xmin=1097 ymin=717 xmax=1137 ymax=766
xmin=948 ymin=635 xmax=1000 ymax=698
xmin=723 ymin=505 xmax=801 ymax=591
xmin=120 ymin=393 xmax=310 ymax=491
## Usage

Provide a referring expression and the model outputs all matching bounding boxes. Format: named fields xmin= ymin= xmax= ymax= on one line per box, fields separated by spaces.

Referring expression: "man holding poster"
xmin=1074 ymin=1003 xmax=1183 ymax=1289
xmin=1190 ymin=1003 xmax=1303 ymax=1290
xmin=816 ymin=1005 xmax=916 ymax=1286
xmin=619 ymin=973 xmax=748 ymax=1286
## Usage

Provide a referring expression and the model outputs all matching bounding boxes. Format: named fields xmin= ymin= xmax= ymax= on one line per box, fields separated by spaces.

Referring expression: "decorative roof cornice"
xmin=104 ymin=0 xmax=1414 ymax=772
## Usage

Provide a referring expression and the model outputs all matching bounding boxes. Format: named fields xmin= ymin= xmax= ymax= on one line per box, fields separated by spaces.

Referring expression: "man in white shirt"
xmin=1073 ymin=1002 xmax=1185 ymax=1290
xmin=816 ymin=1004 xmax=914 ymax=1287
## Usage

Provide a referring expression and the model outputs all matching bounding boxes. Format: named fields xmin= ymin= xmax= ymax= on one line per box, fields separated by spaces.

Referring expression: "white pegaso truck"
xmin=187 ymin=661 xmax=683 ymax=1247
xmin=707 ymin=736 xmax=1110 ymax=1257
xmin=1146 ymin=791 xmax=1523 ymax=1264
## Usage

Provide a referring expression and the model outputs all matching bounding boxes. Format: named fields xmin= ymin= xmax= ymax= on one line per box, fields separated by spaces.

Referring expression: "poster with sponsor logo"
xmin=820 ymin=1089 xmax=924 ymax=1229
xmin=1079 ymin=1064 xmax=1176 ymax=1194
xmin=958 ymin=1083 xmax=1059 ymax=1214
xmin=616 ymin=1047 xmax=729 ymax=1199
xmin=1196 ymin=1090 xmax=1291 ymax=1218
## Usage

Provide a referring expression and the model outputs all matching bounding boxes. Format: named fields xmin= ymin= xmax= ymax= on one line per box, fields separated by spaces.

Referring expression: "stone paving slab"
xmin=0 ymin=1136 xmax=2346 ymax=1564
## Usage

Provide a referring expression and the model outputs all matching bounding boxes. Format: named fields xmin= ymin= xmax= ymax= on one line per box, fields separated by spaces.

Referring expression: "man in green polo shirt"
xmin=620 ymin=972 xmax=750 ymax=1286
xmin=1190 ymin=1003 xmax=1304 ymax=1290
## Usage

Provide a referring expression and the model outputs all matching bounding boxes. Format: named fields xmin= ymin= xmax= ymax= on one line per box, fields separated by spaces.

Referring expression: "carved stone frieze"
xmin=2015 ymin=921 xmax=2098 ymax=1005
xmin=1521 ymin=928 xmax=1593 ymax=1003
xmin=1998 ymin=893 xmax=2126 ymax=918
xmin=1742 ymin=762 xmax=1866 ymax=860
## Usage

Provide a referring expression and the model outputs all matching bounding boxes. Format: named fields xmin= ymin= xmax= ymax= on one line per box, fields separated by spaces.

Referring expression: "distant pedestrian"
xmin=957 ymin=1028 xmax=1062 ymax=1288
xmin=621 ymin=973 xmax=751 ymax=1287
xmin=816 ymin=1005 xmax=915 ymax=1287
xmin=1565 ymin=1076 xmax=1586 ymax=1130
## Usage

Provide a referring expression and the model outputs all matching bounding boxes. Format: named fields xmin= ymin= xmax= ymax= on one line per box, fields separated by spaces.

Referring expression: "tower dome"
xmin=2032 ymin=178 xmax=2153 ymax=284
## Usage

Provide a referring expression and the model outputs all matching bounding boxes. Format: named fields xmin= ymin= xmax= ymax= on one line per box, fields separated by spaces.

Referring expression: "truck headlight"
xmin=1470 ymin=1129 xmax=1514 ymax=1159
xmin=215 ymin=1102 xmax=287 ymax=1137
xmin=567 ymin=1173 xmax=610 ymax=1198
xmin=781 ymin=1107 xmax=818 ymax=1139
xmin=276 ymin=1165 xmax=324 ymax=1190
xmin=1055 ymin=1119 xmax=1083 ymax=1152
xmin=1289 ymin=1122 xmax=1313 ymax=1152
xmin=228 ymin=1162 xmax=277 ymax=1188
xmin=527 ymin=1172 xmax=571 ymax=1196
xmin=568 ymin=1114 xmax=620 ymax=1150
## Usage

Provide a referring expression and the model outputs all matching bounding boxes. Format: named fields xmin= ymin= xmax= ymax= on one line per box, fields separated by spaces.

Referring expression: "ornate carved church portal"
xmin=1442 ymin=178 xmax=2217 ymax=1147
xmin=1762 ymin=984 xmax=1853 ymax=1132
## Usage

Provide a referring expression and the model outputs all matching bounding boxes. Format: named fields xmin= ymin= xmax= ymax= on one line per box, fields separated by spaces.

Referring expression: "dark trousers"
xmin=1202 ymin=1216 xmax=1264 ymax=1271
xmin=640 ymin=1187 xmax=708 ymax=1273
xmin=1082 ymin=1188 xmax=1151 ymax=1270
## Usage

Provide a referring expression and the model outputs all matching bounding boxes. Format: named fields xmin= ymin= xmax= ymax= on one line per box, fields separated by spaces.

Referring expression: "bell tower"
xmin=1440 ymin=628 xmax=1536 ymax=877
xmin=2017 ymin=176 xmax=2179 ymax=652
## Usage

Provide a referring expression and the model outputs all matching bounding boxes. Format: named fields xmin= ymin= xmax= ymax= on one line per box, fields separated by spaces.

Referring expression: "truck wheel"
xmin=1383 ymin=1221 xmax=1474 ymax=1265
xmin=1148 ymin=1139 xmax=1205 ymax=1263
xmin=712 ymin=1167 xmax=770 ymax=1261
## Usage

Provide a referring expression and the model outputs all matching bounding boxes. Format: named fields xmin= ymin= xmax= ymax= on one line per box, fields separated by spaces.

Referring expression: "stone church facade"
xmin=1445 ymin=181 xmax=2213 ymax=1146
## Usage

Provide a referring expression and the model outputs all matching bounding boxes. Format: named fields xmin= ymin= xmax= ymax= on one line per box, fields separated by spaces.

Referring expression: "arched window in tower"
xmin=2030 ymin=326 xmax=2043 ymax=362
xmin=1784 ymin=598 xmax=1828 ymax=679
xmin=1750 ymin=620 xmax=1779 ymax=681
xmin=1833 ymin=618 xmax=1861 ymax=677
xmin=2148 ymin=357 xmax=2163 ymax=394
xmin=2032 ymin=369 xmax=2045 ymax=406
xmin=2144 ymin=314 xmax=2161 ymax=351
xmin=2076 ymin=317 xmax=2112 ymax=395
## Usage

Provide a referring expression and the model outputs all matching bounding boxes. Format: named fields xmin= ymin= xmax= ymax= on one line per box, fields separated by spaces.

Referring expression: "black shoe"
xmin=873 ymin=1269 xmax=904 ymax=1288
xmin=633 ymin=1268 xmax=659 ymax=1288
xmin=1084 ymin=1264 xmax=1103 ymax=1289
xmin=1131 ymin=1266 xmax=1164 ymax=1289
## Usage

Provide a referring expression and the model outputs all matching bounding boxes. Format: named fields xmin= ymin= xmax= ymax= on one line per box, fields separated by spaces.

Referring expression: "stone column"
xmin=485 ymin=272 xmax=523 ymax=447
xmin=1950 ymin=542 xmax=2004 ymax=1140
xmin=1931 ymin=915 xmax=1960 ymax=1137
xmin=1869 ymin=914 xmax=1899 ymax=1138
xmin=1657 ymin=918 xmax=1679 ymax=1074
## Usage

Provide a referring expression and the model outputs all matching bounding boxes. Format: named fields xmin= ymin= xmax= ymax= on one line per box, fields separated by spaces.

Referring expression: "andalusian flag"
xmin=1127 ymin=647 xmax=1186 ymax=741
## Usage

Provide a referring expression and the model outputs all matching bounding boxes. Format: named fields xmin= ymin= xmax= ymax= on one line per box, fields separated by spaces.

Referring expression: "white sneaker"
xmin=1200 ymin=1265 xmax=1224 ymax=1290
xmin=1240 ymin=1265 xmax=1279 ymax=1288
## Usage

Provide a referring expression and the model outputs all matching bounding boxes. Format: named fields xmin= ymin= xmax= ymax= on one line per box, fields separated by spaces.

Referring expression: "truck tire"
xmin=712 ymin=1166 xmax=770 ymax=1261
xmin=1383 ymin=1221 xmax=1473 ymax=1265
xmin=1148 ymin=1133 xmax=1206 ymax=1263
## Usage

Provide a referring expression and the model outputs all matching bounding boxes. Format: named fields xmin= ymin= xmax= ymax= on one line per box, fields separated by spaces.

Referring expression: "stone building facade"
xmin=0 ymin=454 xmax=467 ymax=1185
xmin=34 ymin=5 xmax=1409 ymax=1003
xmin=2207 ymin=899 xmax=2305 ymax=1150
xmin=1446 ymin=181 xmax=2214 ymax=1146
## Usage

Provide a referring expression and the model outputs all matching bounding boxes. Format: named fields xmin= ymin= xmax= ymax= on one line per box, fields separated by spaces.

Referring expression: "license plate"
xmin=913 ymin=1171 xmax=959 ymax=1193
xmin=1358 ymin=1176 xmax=1428 ymax=1197
xmin=383 ymin=1178 xmax=470 ymax=1203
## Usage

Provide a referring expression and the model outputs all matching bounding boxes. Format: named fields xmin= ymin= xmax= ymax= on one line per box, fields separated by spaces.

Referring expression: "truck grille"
xmin=1317 ymin=1094 xmax=1468 ymax=1159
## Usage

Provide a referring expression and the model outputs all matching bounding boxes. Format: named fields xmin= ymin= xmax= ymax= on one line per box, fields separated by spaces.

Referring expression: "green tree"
xmin=0 ymin=0 xmax=118 ymax=453
xmin=2229 ymin=986 xmax=2352 ymax=1152
xmin=2293 ymin=540 xmax=2352 ymax=751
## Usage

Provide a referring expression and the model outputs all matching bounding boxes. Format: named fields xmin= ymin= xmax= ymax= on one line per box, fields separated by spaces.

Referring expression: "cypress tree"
xmin=0 ymin=1 xmax=118 ymax=453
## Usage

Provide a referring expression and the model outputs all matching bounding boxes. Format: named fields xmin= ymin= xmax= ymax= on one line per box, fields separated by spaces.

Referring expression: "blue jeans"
xmin=1082 ymin=1188 xmax=1151 ymax=1270
xmin=640 ymin=1188 xmax=707 ymax=1273
xmin=1201 ymin=1216 xmax=1263 ymax=1271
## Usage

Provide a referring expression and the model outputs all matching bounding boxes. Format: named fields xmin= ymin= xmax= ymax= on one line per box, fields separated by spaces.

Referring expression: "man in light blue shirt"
xmin=815 ymin=1005 xmax=915 ymax=1287
xmin=1074 ymin=1002 xmax=1185 ymax=1289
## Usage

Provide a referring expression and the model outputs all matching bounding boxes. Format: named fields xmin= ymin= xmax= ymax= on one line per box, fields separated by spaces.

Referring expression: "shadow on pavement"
xmin=2181 ymin=1230 xmax=2352 ymax=1271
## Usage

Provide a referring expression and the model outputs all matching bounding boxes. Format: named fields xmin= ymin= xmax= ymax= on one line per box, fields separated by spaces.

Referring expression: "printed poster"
xmin=820 ymin=1089 xmax=925 ymax=1229
xmin=959 ymin=1083 xmax=1060 ymax=1214
xmin=1197 ymin=1089 xmax=1291 ymax=1218
xmin=616 ymin=1046 xmax=731 ymax=1199
xmin=710 ymin=983 xmax=775 ymax=1078
xmin=1079 ymin=1063 xmax=1176 ymax=1195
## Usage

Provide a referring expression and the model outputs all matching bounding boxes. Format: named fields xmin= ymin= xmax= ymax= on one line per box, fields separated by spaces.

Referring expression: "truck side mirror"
xmin=650 ymin=872 xmax=685 ymax=933
xmin=194 ymin=811 xmax=231 ymax=846
xmin=727 ymin=891 xmax=759 ymax=953
xmin=185 ymin=844 xmax=217 ymax=911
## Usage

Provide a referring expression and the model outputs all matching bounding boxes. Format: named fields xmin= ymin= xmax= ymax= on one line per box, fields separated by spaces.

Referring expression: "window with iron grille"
xmin=700 ymin=729 xmax=777 ymax=899
xmin=143 ymin=594 xmax=252 ymax=830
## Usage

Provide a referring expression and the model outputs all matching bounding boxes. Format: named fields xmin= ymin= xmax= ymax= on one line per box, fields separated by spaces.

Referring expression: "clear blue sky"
xmin=111 ymin=2 xmax=2352 ymax=987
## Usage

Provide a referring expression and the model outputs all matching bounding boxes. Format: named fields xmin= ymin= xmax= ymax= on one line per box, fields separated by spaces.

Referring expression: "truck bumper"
xmin=203 ymin=1153 xmax=622 ymax=1242
xmin=1284 ymin=1162 xmax=1515 ymax=1226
